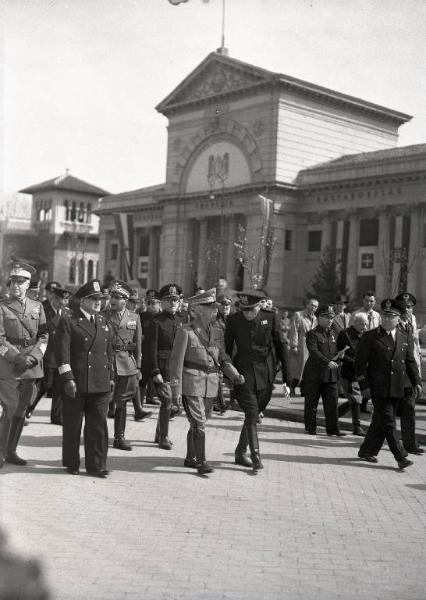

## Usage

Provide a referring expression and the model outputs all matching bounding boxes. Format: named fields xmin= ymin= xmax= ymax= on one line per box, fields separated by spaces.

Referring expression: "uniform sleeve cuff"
xmin=58 ymin=364 xmax=72 ymax=374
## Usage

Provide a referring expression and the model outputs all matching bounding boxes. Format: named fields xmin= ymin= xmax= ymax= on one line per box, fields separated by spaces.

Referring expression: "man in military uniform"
xmin=303 ymin=305 xmax=347 ymax=436
xmin=42 ymin=284 xmax=72 ymax=425
xmin=26 ymin=282 xmax=72 ymax=421
xmin=142 ymin=284 xmax=184 ymax=450
xmin=213 ymin=294 xmax=232 ymax=413
xmin=169 ymin=289 xmax=244 ymax=475
xmin=103 ymin=280 xmax=146 ymax=451
xmin=55 ymin=279 xmax=114 ymax=477
xmin=225 ymin=291 xmax=290 ymax=471
xmin=0 ymin=262 xmax=48 ymax=467
xmin=140 ymin=295 xmax=162 ymax=406
xmin=395 ymin=293 xmax=423 ymax=455
xmin=356 ymin=299 xmax=422 ymax=469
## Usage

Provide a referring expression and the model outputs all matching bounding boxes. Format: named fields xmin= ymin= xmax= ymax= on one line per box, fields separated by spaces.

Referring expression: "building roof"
xmin=95 ymin=183 xmax=166 ymax=214
xmin=296 ymin=143 xmax=426 ymax=187
xmin=156 ymin=51 xmax=412 ymax=125
xmin=301 ymin=143 xmax=426 ymax=172
xmin=19 ymin=173 xmax=109 ymax=196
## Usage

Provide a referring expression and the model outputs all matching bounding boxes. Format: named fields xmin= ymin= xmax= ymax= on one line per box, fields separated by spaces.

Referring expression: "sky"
xmin=2 ymin=0 xmax=426 ymax=198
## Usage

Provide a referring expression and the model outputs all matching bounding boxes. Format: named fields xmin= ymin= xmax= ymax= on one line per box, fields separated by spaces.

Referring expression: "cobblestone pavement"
xmin=1 ymin=397 xmax=426 ymax=600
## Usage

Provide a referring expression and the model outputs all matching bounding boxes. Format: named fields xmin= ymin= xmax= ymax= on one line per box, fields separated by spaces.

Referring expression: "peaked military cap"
xmin=75 ymin=279 xmax=103 ymax=300
xmin=51 ymin=284 xmax=71 ymax=298
xmin=315 ymin=304 xmax=335 ymax=318
xmin=380 ymin=298 xmax=404 ymax=316
xmin=217 ymin=294 xmax=232 ymax=306
xmin=236 ymin=290 xmax=264 ymax=310
xmin=9 ymin=261 xmax=36 ymax=280
xmin=188 ymin=288 xmax=218 ymax=306
xmin=45 ymin=281 xmax=61 ymax=291
xmin=395 ymin=292 xmax=416 ymax=307
xmin=109 ymin=280 xmax=132 ymax=299
xmin=29 ymin=279 xmax=41 ymax=290
xmin=159 ymin=283 xmax=182 ymax=300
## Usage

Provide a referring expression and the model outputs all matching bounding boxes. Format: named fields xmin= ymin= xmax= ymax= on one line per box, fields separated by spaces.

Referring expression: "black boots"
xmin=113 ymin=406 xmax=132 ymax=451
xmin=247 ymin=423 xmax=263 ymax=472
xmin=0 ymin=417 xmax=11 ymax=468
xmin=234 ymin=426 xmax=253 ymax=467
xmin=6 ymin=417 xmax=27 ymax=466
xmin=194 ymin=430 xmax=213 ymax=474
xmin=156 ymin=407 xmax=172 ymax=450
xmin=132 ymin=387 xmax=152 ymax=421
xmin=184 ymin=429 xmax=197 ymax=468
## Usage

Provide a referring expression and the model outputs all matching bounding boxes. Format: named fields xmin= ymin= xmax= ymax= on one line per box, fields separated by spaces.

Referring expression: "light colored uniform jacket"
xmin=169 ymin=324 xmax=240 ymax=398
xmin=0 ymin=297 xmax=48 ymax=379
xmin=102 ymin=308 xmax=142 ymax=376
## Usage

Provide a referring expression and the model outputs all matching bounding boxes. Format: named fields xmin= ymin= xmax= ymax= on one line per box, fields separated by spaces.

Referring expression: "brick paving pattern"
xmin=1 ymin=397 xmax=426 ymax=600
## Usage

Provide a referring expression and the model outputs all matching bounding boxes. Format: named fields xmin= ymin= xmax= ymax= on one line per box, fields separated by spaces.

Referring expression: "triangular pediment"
xmin=156 ymin=52 xmax=273 ymax=114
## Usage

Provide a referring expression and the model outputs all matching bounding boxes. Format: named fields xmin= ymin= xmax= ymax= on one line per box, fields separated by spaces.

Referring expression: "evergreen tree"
xmin=306 ymin=246 xmax=348 ymax=303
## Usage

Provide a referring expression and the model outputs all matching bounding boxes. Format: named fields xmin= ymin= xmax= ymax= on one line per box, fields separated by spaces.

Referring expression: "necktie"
xmin=368 ymin=312 xmax=373 ymax=329
xmin=90 ymin=315 xmax=94 ymax=324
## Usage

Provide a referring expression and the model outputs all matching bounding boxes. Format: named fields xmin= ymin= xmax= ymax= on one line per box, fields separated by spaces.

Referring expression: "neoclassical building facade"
xmin=96 ymin=51 xmax=426 ymax=313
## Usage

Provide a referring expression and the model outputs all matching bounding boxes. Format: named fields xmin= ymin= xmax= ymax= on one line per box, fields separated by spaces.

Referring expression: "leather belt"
xmin=114 ymin=343 xmax=136 ymax=351
xmin=8 ymin=336 xmax=37 ymax=347
xmin=184 ymin=360 xmax=217 ymax=374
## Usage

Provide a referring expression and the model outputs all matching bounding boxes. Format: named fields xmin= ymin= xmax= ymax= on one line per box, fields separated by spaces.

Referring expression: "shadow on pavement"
xmin=262 ymin=437 xmax=361 ymax=449
xmin=260 ymin=453 xmax=397 ymax=470
xmin=20 ymin=434 xmax=62 ymax=448
xmin=405 ymin=483 xmax=426 ymax=491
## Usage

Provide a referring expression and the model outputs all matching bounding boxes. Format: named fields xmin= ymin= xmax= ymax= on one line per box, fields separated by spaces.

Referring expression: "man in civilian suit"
xmin=55 ymin=279 xmax=114 ymax=478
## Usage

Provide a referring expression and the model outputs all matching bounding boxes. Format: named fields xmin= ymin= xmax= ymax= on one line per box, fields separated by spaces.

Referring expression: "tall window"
xmin=64 ymin=201 xmax=70 ymax=221
xmin=285 ymin=230 xmax=292 ymax=251
xmin=78 ymin=259 xmax=85 ymax=284
xmin=111 ymin=243 xmax=118 ymax=260
xmin=70 ymin=201 xmax=77 ymax=222
xmin=87 ymin=259 xmax=94 ymax=280
xmin=359 ymin=218 xmax=379 ymax=246
xmin=69 ymin=258 xmax=76 ymax=284
xmin=308 ymin=230 xmax=322 ymax=252
xmin=78 ymin=202 xmax=85 ymax=223
xmin=86 ymin=203 xmax=92 ymax=224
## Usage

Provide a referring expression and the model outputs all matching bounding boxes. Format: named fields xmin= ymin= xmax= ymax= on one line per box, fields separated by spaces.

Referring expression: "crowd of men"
xmin=0 ymin=262 xmax=423 ymax=479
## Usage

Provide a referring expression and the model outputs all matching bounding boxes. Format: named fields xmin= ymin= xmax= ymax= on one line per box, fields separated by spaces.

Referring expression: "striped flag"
xmin=113 ymin=212 xmax=134 ymax=282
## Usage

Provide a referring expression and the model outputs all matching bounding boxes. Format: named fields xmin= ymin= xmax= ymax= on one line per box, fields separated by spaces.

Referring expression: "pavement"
xmin=1 ymin=393 xmax=426 ymax=600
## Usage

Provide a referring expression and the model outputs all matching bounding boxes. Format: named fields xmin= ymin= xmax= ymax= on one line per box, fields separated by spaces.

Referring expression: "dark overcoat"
xmin=355 ymin=326 xmax=420 ymax=398
xmin=224 ymin=309 xmax=288 ymax=390
xmin=55 ymin=310 xmax=113 ymax=394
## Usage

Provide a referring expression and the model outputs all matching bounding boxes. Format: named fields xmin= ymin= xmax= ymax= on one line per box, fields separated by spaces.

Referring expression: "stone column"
xmin=197 ymin=218 xmax=208 ymax=288
xmin=345 ymin=212 xmax=359 ymax=298
xmin=225 ymin=216 xmax=236 ymax=284
xmin=377 ymin=211 xmax=390 ymax=298
xmin=97 ymin=221 xmax=108 ymax=283
xmin=407 ymin=205 xmax=421 ymax=294
xmin=149 ymin=228 xmax=159 ymax=290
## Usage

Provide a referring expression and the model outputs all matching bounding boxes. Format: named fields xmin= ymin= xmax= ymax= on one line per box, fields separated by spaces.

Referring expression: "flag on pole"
xmin=113 ymin=212 xmax=134 ymax=282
